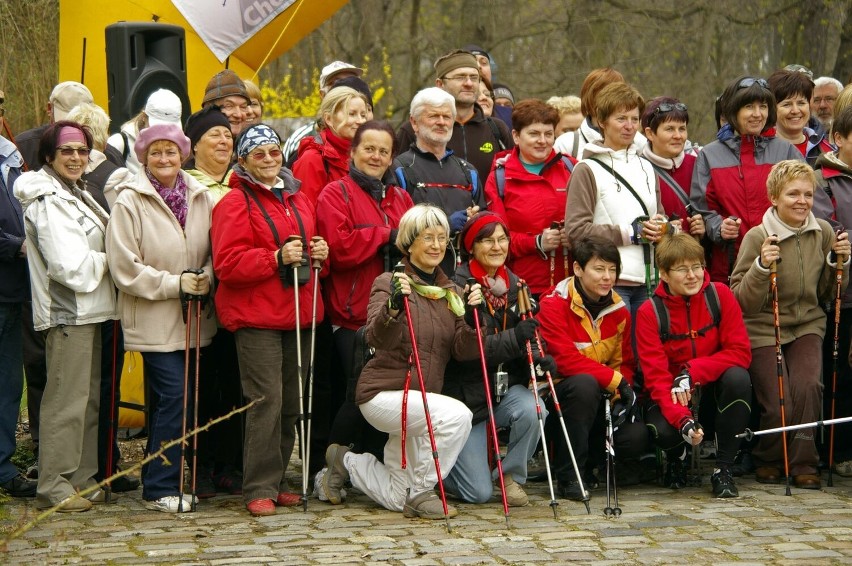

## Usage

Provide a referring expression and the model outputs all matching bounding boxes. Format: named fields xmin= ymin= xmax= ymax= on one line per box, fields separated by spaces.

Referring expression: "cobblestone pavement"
xmin=2 ymin=458 xmax=852 ymax=565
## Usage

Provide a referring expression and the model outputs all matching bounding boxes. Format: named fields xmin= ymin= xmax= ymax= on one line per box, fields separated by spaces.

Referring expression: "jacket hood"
xmin=815 ymin=151 xmax=852 ymax=175
xmin=14 ymin=168 xmax=62 ymax=206
xmin=581 ymin=139 xmax=642 ymax=161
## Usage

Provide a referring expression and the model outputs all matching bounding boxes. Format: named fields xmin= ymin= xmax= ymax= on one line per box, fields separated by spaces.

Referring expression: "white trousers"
xmin=346 ymin=390 xmax=472 ymax=512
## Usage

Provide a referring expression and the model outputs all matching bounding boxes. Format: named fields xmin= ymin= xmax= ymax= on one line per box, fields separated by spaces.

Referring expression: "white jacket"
xmin=14 ymin=168 xmax=115 ymax=330
xmin=554 ymin=116 xmax=647 ymax=160
xmin=564 ymin=141 xmax=661 ymax=284
xmin=106 ymin=121 xmax=141 ymax=175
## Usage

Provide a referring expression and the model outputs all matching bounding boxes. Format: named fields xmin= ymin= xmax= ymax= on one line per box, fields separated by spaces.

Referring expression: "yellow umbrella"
xmin=59 ymin=0 xmax=347 ymax=111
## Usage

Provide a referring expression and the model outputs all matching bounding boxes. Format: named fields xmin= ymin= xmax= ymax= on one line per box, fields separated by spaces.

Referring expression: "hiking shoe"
xmin=0 ymin=474 xmax=37 ymax=497
xmin=195 ymin=469 xmax=217 ymax=499
xmin=664 ymin=459 xmax=688 ymax=489
xmin=144 ymin=494 xmax=198 ymax=513
xmin=56 ymin=495 xmax=93 ymax=513
xmin=85 ymin=488 xmax=120 ymax=504
xmin=711 ymin=466 xmax=738 ymax=498
xmin=212 ymin=467 xmax=243 ymax=495
xmin=403 ymin=490 xmax=457 ymax=519
xmin=499 ymin=475 xmax=528 ymax=507
xmin=557 ymin=479 xmax=588 ymax=501
xmin=322 ymin=444 xmax=350 ymax=504
xmin=246 ymin=498 xmax=275 ymax=516
xmin=110 ymin=474 xmax=140 ymax=493
xmin=276 ymin=492 xmax=303 ymax=507
xmin=25 ymin=460 xmax=38 ymax=480
xmin=834 ymin=460 xmax=852 ymax=477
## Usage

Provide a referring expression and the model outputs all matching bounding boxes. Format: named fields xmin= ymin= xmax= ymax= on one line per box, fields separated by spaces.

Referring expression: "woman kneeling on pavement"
xmin=442 ymin=212 xmax=551 ymax=507
xmin=322 ymin=204 xmax=483 ymax=519
xmin=636 ymin=233 xmax=752 ymax=498
xmin=536 ymin=236 xmax=648 ymax=500
xmin=731 ymin=160 xmax=850 ymax=490
xmin=15 ymin=121 xmax=115 ymax=512
xmin=107 ymin=124 xmax=217 ymax=513
xmin=211 ymin=124 xmax=328 ymax=516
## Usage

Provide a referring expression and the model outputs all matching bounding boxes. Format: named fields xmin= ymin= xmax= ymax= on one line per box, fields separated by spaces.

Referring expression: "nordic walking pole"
xmin=394 ymin=263 xmax=452 ymax=532
xmin=466 ymin=277 xmax=510 ymax=528
xmin=519 ymin=282 xmax=590 ymax=514
xmin=689 ymin=384 xmax=703 ymax=487
xmin=516 ymin=282 xmax=559 ymax=519
xmin=105 ymin=319 xmax=120 ymax=503
xmin=178 ymin=273 xmax=194 ymax=513
xmin=286 ymin=235 xmax=309 ymax=510
xmin=549 ymin=222 xmax=559 ymax=287
xmin=770 ymin=255 xmax=792 ymax=496
xmin=190 ymin=289 xmax=204 ymax=512
xmin=603 ymin=395 xmax=621 ymax=516
xmin=737 ymin=415 xmax=852 ymax=440
xmin=304 ymin=236 xmax=323 ymax=509
xmin=828 ymin=232 xmax=845 ymax=487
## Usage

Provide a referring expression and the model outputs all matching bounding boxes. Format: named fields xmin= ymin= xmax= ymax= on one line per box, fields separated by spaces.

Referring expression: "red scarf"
xmin=469 ymin=259 xmax=509 ymax=310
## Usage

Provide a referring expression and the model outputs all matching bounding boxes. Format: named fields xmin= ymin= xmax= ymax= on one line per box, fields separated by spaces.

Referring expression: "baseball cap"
xmin=144 ymin=89 xmax=182 ymax=127
xmin=319 ymin=61 xmax=364 ymax=90
xmin=49 ymin=82 xmax=94 ymax=121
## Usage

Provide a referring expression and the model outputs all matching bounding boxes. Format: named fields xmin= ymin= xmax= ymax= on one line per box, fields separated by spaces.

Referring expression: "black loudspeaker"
xmin=105 ymin=22 xmax=191 ymax=133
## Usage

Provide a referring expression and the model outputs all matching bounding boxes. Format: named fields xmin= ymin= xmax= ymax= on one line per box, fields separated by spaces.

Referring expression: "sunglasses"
xmin=249 ymin=148 xmax=282 ymax=161
xmin=57 ymin=146 xmax=90 ymax=157
xmin=654 ymin=102 xmax=688 ymax=115
xmin=737 ymin=77 xmax=769 ymax=90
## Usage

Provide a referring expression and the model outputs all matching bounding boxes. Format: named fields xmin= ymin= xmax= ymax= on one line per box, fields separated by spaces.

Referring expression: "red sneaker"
xmin=246 ymin=498 xmax=275 ymax=516
xmin=276 ymin=492 xmax=302 ymax=507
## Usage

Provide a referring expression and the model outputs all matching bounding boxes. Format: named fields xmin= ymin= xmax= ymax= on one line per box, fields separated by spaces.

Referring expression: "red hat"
xmin=460 ymin=211 xmax=508 ymax=253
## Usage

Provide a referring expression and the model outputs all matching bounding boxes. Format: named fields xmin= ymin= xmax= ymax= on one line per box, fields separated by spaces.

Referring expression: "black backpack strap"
xmin=704 ymin=283 xmax=721 ymax=327
xmin=120 ymin=131 xmax=130 ymax=163
xmin=653 ymin=284 xmax=722 ymax=343
xmin=650 ymin=294 xmax=671 ymax=342
xmin=240 ymin=183 xmax=281 ymax=246
xmin=485 ymin=117 xmax=507 ymax=151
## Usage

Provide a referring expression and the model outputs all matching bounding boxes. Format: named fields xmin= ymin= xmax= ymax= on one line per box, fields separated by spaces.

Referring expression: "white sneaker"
xmin=312 ymin=468 xmax=347 ymax=502
xmin=144 ymin=494 xmax=198 ymax=513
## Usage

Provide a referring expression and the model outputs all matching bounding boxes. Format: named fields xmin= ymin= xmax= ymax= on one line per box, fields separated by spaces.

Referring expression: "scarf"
xmin=468 ymin=258 xmax=509 ymax=310
xmin=146 ymin=168 xmax=189 ymax=228
xmin=349 ymin=163 xmax=385 ymax=202
xmin=408 ymin=264 xmax=466 ymax=317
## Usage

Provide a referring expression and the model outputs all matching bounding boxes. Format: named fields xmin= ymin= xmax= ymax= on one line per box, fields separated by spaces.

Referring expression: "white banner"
xmin=172 ymin=0 xmax=296 ymax=62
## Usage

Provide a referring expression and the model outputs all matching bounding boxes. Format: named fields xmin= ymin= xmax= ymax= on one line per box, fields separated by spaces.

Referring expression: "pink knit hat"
xmin=134 ymin=124 xmax=191 ymax=163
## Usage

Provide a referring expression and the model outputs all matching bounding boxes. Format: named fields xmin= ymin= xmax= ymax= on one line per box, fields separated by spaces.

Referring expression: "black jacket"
xmin=442 ymin=262 xmax=532 ymax=425
xmin=0 ymin=136 xmax=27 ymax=302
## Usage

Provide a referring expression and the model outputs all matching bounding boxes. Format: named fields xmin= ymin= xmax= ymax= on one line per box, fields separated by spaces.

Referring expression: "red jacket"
xmin=484 ymin=147 xmax=575 ymax=295
xmin=212 ymin=167 xmax=324 ymax=332
xmin=316 ymin=173 xmax=413 ymax=330
xmin=634 ymin=273 xmax=752 ymax=429
xmin=537 ymin=277 xmax=634 ymax=392
xmin=690 ymin=127 xmax=802 ymax=282
xmin=291 ymin=128 xmax=350 ymax=205
xmin=658 ymin=153 xmax=696 ymax=222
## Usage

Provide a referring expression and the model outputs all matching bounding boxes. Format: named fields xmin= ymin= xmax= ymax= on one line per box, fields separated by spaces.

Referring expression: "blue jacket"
xmin=0 ymin=136 xmax=26 ymax=302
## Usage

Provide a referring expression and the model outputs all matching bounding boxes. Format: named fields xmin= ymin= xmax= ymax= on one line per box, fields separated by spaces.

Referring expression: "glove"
xmin=388 ymin=274 xmax=405 ymax=311
xmin=680 ymin=418 xmax=703 ymax=445
xmin=532 ymin=353 xmax=557 ymax=377
xmin=612 ymin=378 xmax=637 ymax=428
xmin=631 ymin=216 xmax=649 ymax=245
xmin=514 ymin=318 xmax=539 ymax=349
xmin=672 ymin=370 xmax=691 ymax=394
xmin=464 ymin=306 xmax=478 ymax=327
xmin=449 ymin=210 xmax=468 ymax=233
xmin=180 ymin=271 xmax=199 ymax=295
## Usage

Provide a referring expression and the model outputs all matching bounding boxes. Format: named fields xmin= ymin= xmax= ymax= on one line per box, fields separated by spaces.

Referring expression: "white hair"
xmin=814 ymin=76 xmax=843 ymax=92
xmin=409 ymin=87 xmax=456 ymax=119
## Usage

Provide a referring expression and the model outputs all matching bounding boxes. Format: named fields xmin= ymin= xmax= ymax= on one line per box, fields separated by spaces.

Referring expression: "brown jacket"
xmin=355 ymin=261 xmax=481 ymax=405
xmin=731 ymin=207 xmax=848 ymax=349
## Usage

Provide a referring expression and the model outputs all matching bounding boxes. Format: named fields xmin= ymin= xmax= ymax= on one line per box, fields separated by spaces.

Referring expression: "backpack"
xmin=650 ymin=283 xmax=721 ymax=343
xmin=494 ymin=155 xmax=574 ymax=199
xmin=346 ymin=325 xmax=375 ymax=402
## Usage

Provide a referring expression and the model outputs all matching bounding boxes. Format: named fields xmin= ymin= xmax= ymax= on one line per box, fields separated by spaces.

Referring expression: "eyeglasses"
xmin=443 ymin=74 xmax=480 ymax=84
xmin=478 ymin=236 xmax=509 ymax=247
xmin=249 ymin=148 xmax=282 ymax=161
xmin=417 ymin=234 xmax=449 ymax=247
xmin=669 ymin=264 xmax=705 ymax=276
xmin=57 ymin=146 xmax=90 ymax=157
xmin=654 ymin=102 xmax=688 ymax=115
xmin=737 ymin=78 xmax=769 ymax=90
xmin=813 ymin=96 xmax=837 ymax=105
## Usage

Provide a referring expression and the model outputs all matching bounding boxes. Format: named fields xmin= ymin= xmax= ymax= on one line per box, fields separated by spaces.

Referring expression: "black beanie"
xmin=184 ymin=105 xmax=231 ymax=149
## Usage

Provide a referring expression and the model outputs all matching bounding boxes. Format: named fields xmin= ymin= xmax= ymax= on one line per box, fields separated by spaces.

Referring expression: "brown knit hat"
xmin=202 ymin=70 xmax=250 ymax=106
xmin=434 ymin=50 xmax=479 ymax=80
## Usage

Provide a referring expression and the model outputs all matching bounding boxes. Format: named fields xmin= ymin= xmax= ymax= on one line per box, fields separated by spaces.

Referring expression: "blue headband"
xmin=237 ymin=124 xmax=280 ymax=157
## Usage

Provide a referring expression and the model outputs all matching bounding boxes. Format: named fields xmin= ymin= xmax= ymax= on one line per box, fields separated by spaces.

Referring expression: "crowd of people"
xmin=1 ymin=46 xmax=851 ymax=521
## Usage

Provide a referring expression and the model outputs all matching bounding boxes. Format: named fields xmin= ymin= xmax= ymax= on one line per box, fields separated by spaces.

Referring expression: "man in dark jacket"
xmin=396 ymin=50 xmax=513 ymax=182
xmin=0 ymin=135 xmax=36 ymax=497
